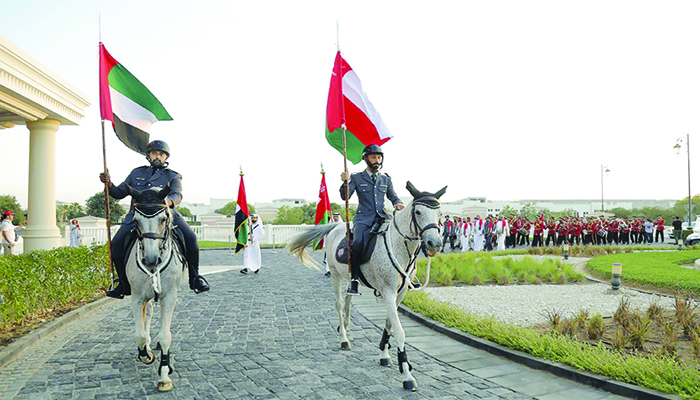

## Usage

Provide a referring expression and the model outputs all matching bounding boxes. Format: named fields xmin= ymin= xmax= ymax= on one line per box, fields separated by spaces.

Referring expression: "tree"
xmin=499 ymin=205 xmax=518 ymax=218
xmin=85 ymin=192 xmax=126 ymax=224
xmin=300 ymin=203 xmax=316 ymax=225
xmin=176 ymin=206 xmax=192 ymax=218
xmin=0 ymin=195 xmax=26 ymax=225
xmin=215 ymin=201 xmax=256 ymax=217
xmin=56 ymin=202 xmax=85 ymax=223
xmin=273 ymin=205 xmax=305 ymax=225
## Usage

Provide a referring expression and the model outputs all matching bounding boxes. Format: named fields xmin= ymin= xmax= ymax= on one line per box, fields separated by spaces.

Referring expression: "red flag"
xmin=313 ymin=172 xmax=332 ymax=250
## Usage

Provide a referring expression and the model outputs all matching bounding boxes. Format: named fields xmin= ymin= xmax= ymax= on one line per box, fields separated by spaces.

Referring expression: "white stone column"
xmin=23 ymin=119 xmax=61 ymax=252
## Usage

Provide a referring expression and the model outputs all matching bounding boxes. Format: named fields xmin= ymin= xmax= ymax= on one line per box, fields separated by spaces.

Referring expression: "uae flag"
xmin=313 ymin=172 xmax=332 ymax=250
xmin=234 ymin=173 xmax=249 ymax=253
xmin=326 ymin=51 xmax=392 ymax=164
xmin=99 ymin=43 xmax=172 ymax=154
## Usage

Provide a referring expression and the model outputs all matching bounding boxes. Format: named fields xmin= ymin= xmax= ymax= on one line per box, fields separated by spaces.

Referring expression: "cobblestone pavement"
xmin=0 ymin=249 xmax=621 ymax=399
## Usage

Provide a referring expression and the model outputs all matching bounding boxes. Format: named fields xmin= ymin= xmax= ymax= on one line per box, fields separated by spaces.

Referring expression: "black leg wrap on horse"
xmin=398 ymin=349 xmax=413 ymax=373
xmin=159 ymin=351 xmax=174 ymax=375
xmin=379 ymin=328 xmax=391 ymax=351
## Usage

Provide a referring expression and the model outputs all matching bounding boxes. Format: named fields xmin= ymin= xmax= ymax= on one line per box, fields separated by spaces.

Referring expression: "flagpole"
xmin=341 ymin=126 xmax=352 ymax=276
xmin=335 ymin=26 xmax=352 ymax=276
xmin=101 ymin=119 xmax=115 ymax=290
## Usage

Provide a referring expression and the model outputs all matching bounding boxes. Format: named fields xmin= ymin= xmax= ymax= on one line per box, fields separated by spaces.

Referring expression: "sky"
xmin=2 ymin=0 xmax=700 ymax=209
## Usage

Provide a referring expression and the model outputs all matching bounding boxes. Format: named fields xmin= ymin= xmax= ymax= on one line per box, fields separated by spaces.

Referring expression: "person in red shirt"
xmin=545 ymin=217 xmax=557 ymax=246
xmin=556 ymin=218 xmax=569 ymax=246
xmin=532 ymin=218 xmax=545 ymax=247
xmin=608 ymin=218 xmax=619 ymax=245
xmin=655 ymin=216 xmax=665 ymax=243
xmin=619 ymin=218 xmax=631 ymax=245
xmin=508 ymin=216 xmax=518 ymax=248
xmin=569 ymin=218 xmax=582 ymax=245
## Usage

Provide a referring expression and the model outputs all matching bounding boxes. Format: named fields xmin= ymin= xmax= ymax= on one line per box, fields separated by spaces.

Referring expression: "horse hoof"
xmin=157 ymin=381 xmax=173 ymax=392
xmin=379 ymin=358 xmax=391 ymax=366
xmin=340 ymin=341 xmax=351 ymax=350
xmin=403 ymin=380 xmax=417 ymax=391
xmin=139 ymin=351 xmax=155 ymax=365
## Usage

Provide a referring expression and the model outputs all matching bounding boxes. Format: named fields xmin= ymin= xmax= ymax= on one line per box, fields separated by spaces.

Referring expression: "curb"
xmin=397 ymin=304 xmax=682 ymax=400
xmin=0 ymin=296 xmax=114 ymax=368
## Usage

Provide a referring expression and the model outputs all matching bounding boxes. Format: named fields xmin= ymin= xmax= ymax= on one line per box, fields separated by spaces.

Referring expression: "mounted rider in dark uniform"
xmin=99 ymin=140 xmax=210 ymax=299
xmin=340 ymin=144 xmax=406 ymax=295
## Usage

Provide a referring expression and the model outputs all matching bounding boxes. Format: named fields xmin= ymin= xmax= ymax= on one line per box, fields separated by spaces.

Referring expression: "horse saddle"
xmin=335 ymin=219 xmax=389 ymax=265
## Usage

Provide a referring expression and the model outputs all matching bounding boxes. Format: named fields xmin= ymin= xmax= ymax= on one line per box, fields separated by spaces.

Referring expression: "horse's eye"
xmin=416 ymin=211 xmax=422 ymax=216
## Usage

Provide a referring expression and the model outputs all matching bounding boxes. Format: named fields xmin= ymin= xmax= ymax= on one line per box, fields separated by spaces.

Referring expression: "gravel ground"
xmin=422 ymin=283 xmax=675 ymax=327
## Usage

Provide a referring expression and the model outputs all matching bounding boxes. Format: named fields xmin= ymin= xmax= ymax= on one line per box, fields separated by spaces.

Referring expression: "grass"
xmin=587 ymin=250 xmax=700 ymax=295
xmin=403 ymin=291 xmax=700 ymax=399
xmin=416 ymin=253 xmax=584 ymax=286
xmin=198 ymin=241 xmax=280 ymax=249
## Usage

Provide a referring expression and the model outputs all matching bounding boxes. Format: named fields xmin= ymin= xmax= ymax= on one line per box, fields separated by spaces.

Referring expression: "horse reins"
xmin=385 ymin=197 xmax=441 ymax=293
xmin=133 ymin=204 xmax=178 ymax=302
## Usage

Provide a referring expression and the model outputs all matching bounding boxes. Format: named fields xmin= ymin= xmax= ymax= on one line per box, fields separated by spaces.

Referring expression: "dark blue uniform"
xmin=109 ymin=165 xmax=199 ymax=293
xmin=340 ymin=170 xmax=401 ymax=278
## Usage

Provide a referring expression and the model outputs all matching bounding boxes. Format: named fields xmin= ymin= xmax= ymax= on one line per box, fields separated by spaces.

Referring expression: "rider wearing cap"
xmin=99 ymin=140 xmax=210 ymax=299
xmin=340 ymin=144 xmax=405 ymax=295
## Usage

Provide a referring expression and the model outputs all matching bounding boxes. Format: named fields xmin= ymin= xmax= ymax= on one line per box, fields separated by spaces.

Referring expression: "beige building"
xmin=0 ymin=35 xmax=90 ymax=251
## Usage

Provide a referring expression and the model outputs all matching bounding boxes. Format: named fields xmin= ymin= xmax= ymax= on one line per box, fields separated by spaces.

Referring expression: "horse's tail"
xmin=286 ymin=223 xmax=341 ymax=270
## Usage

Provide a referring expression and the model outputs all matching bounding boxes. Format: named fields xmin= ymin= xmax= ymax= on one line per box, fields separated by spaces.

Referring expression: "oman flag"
xmin=326 ymin=51 xmax=392 ymax=164
xmin=99 ymin=43 xmax=172 ymax=155
xmin=313 ymin=172 xmax=332 ymax=250
xmin=234 ymin=173 xmax=250 ymax=253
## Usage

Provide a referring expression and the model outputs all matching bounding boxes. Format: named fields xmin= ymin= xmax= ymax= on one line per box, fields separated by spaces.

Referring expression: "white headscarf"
xmin=250 ymin=214 xmax=264 ymax=240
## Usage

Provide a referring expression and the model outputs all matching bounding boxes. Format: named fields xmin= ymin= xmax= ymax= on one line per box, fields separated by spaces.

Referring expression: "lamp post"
xmin=601 ymin=165 xmax=610 ymax=212
xmin=674 ymin=134 xmax=692 ymax=229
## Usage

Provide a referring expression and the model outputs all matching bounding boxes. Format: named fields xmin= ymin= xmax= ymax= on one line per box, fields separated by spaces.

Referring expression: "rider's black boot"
xmin=347 ymin=279 xmax=360 ymax=295
xmin=192 ymin=275 xmax=210 ymax=294
xmin=106 ymin=283 xmax=125 ymax=299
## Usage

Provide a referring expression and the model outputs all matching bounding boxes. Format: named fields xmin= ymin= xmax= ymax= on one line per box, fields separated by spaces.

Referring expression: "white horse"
xmin=287 ymin=181 xmax=445 ymax=391
xmin=125 ymin=186 xmax=185 ymax=392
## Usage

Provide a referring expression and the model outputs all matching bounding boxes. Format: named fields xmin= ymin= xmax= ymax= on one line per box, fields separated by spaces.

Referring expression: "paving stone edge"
xmin=397 ymin=303 xmax=683 ymax=400
xmin=0 ymin=296 xmax=114 ymax=368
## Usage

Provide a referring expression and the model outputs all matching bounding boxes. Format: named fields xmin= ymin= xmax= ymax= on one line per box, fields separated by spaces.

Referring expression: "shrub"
xmin=613 ymin=297 xmax=632 ymax=330
xmin=588 ymin=313 xmax=605 ymax=340
xmin=0 ymin=244 xmax=109 ymax=332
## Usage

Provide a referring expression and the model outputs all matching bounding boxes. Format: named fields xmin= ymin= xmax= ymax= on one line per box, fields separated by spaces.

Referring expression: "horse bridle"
xmin=393 ymin=196 xmax=441 ymax=242
xmin=133 ymin=204 xmax=172 ymax=250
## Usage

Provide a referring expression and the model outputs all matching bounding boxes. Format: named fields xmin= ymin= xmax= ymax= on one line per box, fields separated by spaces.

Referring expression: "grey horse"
xmin=125 ymin=186 xmax=185 ymax=392
xmin=287 ymin=181 xmax=445 ymax=391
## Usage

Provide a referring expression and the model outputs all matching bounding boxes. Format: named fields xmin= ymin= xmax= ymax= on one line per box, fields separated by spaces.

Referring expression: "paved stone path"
xmin=0 ymin=249 xmax=627 ymax=399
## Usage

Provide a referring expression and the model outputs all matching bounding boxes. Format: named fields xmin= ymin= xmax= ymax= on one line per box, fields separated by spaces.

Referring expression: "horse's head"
xmin=128 ymin=185 xmax=172 ymax=267
xmin=405 ymin=181 xmax=447 ymax=256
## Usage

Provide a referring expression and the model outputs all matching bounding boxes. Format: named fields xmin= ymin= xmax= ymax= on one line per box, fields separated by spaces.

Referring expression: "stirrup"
xmin=347 ymin=279 xmax=360 ymax=296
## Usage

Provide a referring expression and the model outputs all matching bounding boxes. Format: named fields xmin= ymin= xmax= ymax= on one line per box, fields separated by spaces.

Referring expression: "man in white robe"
xmin=496 ymin=216 xmax=508 ymax=251
xmin=473 ymin=215 xmax=484 ymax=252
xmin=241 ymin=214 xmax=265 ymax=274
xmin=461 ymin=217 xmax=472 ymax=252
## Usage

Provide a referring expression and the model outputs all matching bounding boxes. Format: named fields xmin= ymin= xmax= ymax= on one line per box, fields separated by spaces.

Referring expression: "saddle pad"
xmin=334 ymin=221 xmax=387 ymax=265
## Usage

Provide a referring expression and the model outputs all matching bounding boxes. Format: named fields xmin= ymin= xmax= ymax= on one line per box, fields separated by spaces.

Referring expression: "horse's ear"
xmin=434 ymin=186 xmax=448 ymax=199
xmin=406 ymin=181 xmax=420 ymax=198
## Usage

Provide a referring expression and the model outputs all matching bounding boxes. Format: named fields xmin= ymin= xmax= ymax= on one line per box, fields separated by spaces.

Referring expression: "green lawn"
xmin=416 ymin=253 xmax=584 ymax=286
xmin=403 ymin=291 xmax=700 ymax=399
xmin=587 ymin=250 xmax=700 ymax=295
xmin=198 ymin=240 xmax=232 ymax=249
